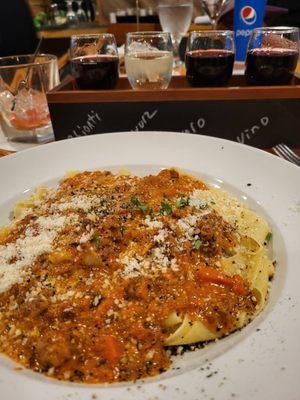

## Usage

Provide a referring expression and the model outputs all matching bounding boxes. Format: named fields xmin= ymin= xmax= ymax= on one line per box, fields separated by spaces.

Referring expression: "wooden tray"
xmin=48 ymin=75 xmax=300 ymax=102
xmin=47 ymin=76 xmax=300 ymax=148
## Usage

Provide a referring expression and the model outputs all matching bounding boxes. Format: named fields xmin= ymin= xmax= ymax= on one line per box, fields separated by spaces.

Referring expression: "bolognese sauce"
xmin=0 ymin=169 xmax=257 ymax=383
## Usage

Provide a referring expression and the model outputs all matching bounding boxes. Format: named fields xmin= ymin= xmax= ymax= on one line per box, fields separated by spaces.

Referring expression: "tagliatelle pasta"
xmin=0 ymin=169 xmax=274 ymax=383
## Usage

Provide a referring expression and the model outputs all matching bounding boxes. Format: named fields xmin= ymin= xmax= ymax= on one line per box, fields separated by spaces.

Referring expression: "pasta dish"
xmin=0 ymin=169 xmax=274 ymax=383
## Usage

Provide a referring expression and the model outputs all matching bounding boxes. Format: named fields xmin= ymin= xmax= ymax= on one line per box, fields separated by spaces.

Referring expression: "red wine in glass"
xmin=185 ymin=49 xmax=234 ymax=86
xmin=245 ymin=48 xmax=299 ymax=85
xmin=71 ymin=55 xmax=119 ymax=90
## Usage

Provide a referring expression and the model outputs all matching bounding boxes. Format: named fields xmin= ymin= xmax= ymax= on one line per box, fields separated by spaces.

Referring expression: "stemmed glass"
xmin=136 ymin=0 xmax=140 ymax=31
xmin=48 ymin=3 xmax=60 ymax=26
xmin=199 ymin=0 xmax=229 ymax=30
xmin=76 ymin=0 xmax=87 ymax=23
xmin=158 ymin=0 xmax=193 ymax=67
xmin=66 ymin=0 xmax=78 ymax=25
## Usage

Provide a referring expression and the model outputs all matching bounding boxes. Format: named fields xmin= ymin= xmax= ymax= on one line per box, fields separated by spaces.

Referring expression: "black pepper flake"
xmin=74 ymin=369 xmax=85 ymax=380
xmin=247 ymin=183 xmax=252 ymax=187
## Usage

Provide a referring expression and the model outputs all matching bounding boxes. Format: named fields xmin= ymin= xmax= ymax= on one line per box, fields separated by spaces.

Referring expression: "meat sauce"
xmin=0 ymin=169 xmax=256 ymax=383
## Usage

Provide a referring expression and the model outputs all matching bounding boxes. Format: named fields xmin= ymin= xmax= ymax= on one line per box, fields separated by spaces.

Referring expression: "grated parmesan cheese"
xmin=79 ymin=229 xmax=94 ymax=244
xmin=177 ymin=211 xmax=210 ymax=241
xmin=153 ymin=229 xmax=168 ymax=243
xmin=0 ymin=215 xmax=72 ymax=294
xmin=144 ymin=216 xmax=163 ymax=229
xmin=50 ymin=195 xmax=102 ymax=213
xmin=118 ymin=244 xmax=178 ymax=278
xmin=189 ymin=190 xmax=208 ymax=209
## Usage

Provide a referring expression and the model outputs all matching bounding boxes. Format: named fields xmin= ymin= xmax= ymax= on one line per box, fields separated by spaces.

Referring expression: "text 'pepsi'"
xmin=233 ymin=0 xmax=267 ymax=61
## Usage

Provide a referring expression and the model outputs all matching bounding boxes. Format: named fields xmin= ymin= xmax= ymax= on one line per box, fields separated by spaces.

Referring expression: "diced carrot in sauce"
xmin=93 ymin=335 xmax=123 ymax=365
xmin=195 ymin=267 xmax=248 ymax=296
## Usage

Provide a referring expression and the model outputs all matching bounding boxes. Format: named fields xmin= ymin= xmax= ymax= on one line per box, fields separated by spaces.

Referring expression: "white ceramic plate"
xmin=0 ymin=132 xmax=299 ymax=400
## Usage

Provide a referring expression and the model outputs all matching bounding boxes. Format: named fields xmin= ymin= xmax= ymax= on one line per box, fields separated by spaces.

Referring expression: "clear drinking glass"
xmin=199 ymin=0 xmax=229 ymax=30
xmin=125 ymin=31 xmax=173 ymax=90
xmin=158 ymin=0 xmax=193 ymax=67
xmin=0 ymin=54 xmax=59 ymax=143
xmin=245 ymin=27 xmax=299 ymax=86
xmin=70 ymin=34 xmax=119 ymax=90
xmin=186 ymin=30 xmax=235 ymax=86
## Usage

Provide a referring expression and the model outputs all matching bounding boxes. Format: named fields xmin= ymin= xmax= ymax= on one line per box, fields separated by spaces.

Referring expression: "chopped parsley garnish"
xmin=194 ymin=239 xmax=202 ymax=249
xmin=93 ymin=234 xmax=101 ymax=247
xmin=176 ymin=197 xmax=190 ymax=208
xmin=131 ymin=197 xmax=149 ymax=213
xmin=119 ymin=226 xmax=125 ymax=235
xmin=160 ymin=201 xmax=172 ymax=215
xmin=265 ymin=232 xmax=272 ymax=243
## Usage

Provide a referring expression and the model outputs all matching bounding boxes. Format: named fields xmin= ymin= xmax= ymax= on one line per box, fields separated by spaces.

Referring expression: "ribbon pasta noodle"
xmin=0 ymin=169 xmax=274 ymax=383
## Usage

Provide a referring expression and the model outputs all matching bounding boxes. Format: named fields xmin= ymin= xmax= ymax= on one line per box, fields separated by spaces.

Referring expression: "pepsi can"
xmin=234 ymin=0 xmax=267 ymax=61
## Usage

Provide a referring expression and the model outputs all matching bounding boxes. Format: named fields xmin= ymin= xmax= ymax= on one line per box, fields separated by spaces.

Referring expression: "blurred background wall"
xmin=29 ymin=0 xmax=49 ymax=15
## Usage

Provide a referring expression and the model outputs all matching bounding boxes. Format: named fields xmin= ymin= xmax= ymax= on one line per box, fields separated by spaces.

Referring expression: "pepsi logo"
xmin=241 ymin=6 xmax=257 ymax=25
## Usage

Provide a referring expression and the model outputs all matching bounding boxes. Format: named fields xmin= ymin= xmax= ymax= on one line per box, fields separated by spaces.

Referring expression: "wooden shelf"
xmin=38 ymin=25 xmax=107 ymax=39
xmin=38 ymin=23 xmax=211 ymax=41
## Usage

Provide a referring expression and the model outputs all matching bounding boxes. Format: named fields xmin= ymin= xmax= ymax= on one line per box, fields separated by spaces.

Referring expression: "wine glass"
xmin=158 ymin=0 xmax=193 ymax=67
xmin=76 ymin=0 xmax=87 ymax=23
xmin=136 ymin=0 xmax=140 ymax=31
xmin=48 ymin=3 xmax=60 ymax=26
xmin=245 ymin=27 xmax=299 ymax=85
xmin=66 ymin=0 xmax=78 ymax=25
xmin=199 ymin=0 xmax=229 ymax=30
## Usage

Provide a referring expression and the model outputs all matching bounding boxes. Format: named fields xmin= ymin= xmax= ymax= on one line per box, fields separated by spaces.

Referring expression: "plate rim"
xmin=1 ymin=131 xmax=299 ymax=173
